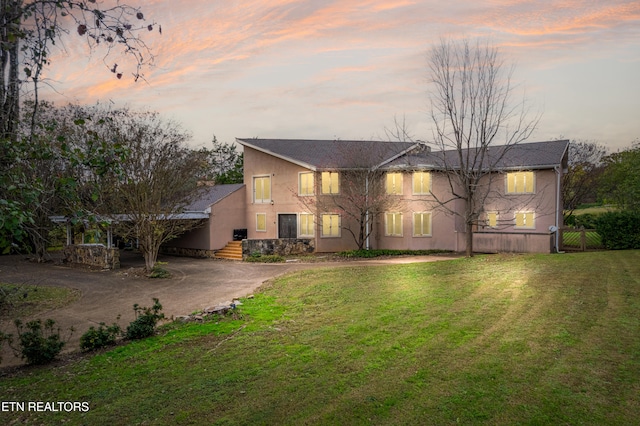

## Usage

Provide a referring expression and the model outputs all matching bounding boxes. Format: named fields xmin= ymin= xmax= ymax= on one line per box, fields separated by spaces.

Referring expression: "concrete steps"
xmin=215 ymin=241 xmax=243 ymax=260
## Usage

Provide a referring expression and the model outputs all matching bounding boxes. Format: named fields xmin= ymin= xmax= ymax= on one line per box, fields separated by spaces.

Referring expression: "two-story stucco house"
xmin=234 ymin=138 xmax=569 ymax=255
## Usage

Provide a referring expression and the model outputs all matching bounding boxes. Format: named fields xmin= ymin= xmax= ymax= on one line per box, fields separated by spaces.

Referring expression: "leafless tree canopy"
xmin=426 ymin=38 xmax=540 ymax=256
xmin=563 ymin=140 xmax=607 ymax=218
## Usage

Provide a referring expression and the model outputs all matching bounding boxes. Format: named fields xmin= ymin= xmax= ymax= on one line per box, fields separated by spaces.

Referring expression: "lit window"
xmin=514 ymin=212 xmax=535 ymax=229
xmin=506 ymin=172 xmax=535 ymax=194
xmin=413 ymin=212 xmax=432 ymax=237
xmin=321 ymin=172 xmax=339 ymax=194
xmin=385 ymin=212 xmax=403 ymax=236
xmin=413 ymin=172 xmax=431 ymax=195
xmin=386 ymin=172 xmax=403 ymax=195
xmin=487 ymin=212 xmax=498 ymax=228
xmin=299 ymin=213 xmax=314 ymax=237
xmin=299 ymin=172 xmax=314 ymax=196
xmin=254 ymin=176 xmax=271 ymax=203
xmin=256 ymin=213 xmax=267 ymax=232
xmin=321 ymin=214 xmax=340 ymax=237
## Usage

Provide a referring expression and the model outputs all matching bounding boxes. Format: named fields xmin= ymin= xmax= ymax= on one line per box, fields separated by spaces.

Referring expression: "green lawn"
xmin=1 ymin=251 xmax=639 ymax=425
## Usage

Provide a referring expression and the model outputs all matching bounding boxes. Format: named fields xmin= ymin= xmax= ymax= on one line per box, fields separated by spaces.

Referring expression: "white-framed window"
xmin=321 ymin=172 xmax=339 ymax=194
xmin=413 ymin=212 xmax=432 ymax=237
xmin=486 ymin=212 xmax=498 ymax=228
xmin=514 ymin=211 xmax=535 ymax=229
xmin=299 ymin=172 xmax=314 ymax=196
xmin=299 ymin=213 xmax=314 ymax=237
xmin=321 ymin=214 xmax=340 ymax=237
xmin=385 ymin=212 xmax=403 ymax=237
xmin=256 ymin=213 xmax=267 ymax=232
xmin=386 ymin=172 xmax=403 ymax=195
xmin=253 ymin=176 xmax=271 ymax=203
xmin=413 ymin=171 xmax=432 ymax=195
xmin=506 ymin=171 xmax=535 ymax=194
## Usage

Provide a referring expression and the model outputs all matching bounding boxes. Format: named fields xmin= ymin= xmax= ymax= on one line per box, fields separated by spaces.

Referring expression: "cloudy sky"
xmin=42 ymin=0 xmax=640 ymax=151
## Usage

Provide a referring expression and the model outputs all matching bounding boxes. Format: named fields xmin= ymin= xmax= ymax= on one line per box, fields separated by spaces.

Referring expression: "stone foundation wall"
xmin=243 ymin=239 xmax=315 ymax=258
xmin=160 ymin=246 xmax=216 ymax=258
xmin=63 ymin=244 xmax=120 ymax=269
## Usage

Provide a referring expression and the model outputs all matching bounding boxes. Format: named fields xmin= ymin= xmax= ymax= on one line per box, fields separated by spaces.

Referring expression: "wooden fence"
xmin=560 ymin=228 xmax=605 ymax=251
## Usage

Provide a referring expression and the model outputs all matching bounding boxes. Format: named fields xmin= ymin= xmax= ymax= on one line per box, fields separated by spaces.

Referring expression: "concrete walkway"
xmin=0 ymin=251 xmax=459 ymax=368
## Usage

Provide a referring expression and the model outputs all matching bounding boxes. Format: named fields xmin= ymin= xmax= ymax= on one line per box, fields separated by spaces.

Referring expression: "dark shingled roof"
xmin=384 ymin=140 xmax=569 ymax=171
xmin=237 ymin=138 xmax=417 ymax=170
xmin=185 ymin=184 xmax=245 ymax=212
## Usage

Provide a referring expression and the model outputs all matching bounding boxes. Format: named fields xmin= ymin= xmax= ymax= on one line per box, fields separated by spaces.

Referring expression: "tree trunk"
xmin=465 ymin=221 xmax=474 ymax=257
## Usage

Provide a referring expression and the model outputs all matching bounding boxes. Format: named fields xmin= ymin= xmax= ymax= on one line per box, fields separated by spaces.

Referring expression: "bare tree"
xmin=296 ymin=141 xmax=412 ymax=250
xmin=562 ymin=139 xmax=607 ymax=219
xmin=426 ymin=38 xmax=539 ymax=256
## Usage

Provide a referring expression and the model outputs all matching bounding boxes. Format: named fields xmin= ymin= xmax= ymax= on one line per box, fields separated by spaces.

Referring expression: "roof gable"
xmin=385 ymin=140 xmax=569 ymax=171
xmin=185 ymin=184 xmax=245 ymax=212
xmin=237 ymin=138 xmax=417 ymax=170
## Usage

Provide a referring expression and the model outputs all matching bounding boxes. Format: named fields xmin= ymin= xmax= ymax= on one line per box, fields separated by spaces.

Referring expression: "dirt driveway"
xmin=0 ymin=251 xmax=459 ymax=367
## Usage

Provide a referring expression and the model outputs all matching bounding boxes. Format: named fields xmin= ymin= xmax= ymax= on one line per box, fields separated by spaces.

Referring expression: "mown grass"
xmin=1 ymin=251 xmax=639 ymax=425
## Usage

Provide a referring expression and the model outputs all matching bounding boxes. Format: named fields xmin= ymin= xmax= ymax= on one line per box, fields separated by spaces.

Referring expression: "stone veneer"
xmin=63 ymin=244 xmax=120 ymax=269
xmin=242 ymin=238 xmax=315 ymax=258
xmin=159 ymin=246 xmax=216 ymax=258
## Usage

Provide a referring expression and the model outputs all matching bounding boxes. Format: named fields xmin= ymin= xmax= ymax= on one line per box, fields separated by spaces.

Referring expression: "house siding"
xmin=238 ymin=139 xmax=568 ymax=255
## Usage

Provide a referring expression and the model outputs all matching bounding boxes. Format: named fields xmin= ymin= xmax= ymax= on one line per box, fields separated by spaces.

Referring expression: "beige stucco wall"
xmin=244 ymin=147 xmax=312 ymax=236
xmin=165 ymin=186 xmax=247 ymax=251
xmin=243 ymin=145 xmax=564 ymax=255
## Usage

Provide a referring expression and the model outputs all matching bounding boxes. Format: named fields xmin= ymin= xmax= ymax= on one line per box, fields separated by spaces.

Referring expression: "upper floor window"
xmin=253 ymin=176 xmax=271 ymax=203
xmin=321 ymin=172 xmax=339 ymax=194
xmin=506 ymin=171 xmax=535 ymax=194
xmin=321 ymin=214 xmax=341 ymax=237
xmin=386 ymin=172 xmax=403 ymax=195
xmin=299 ymin=172 xmax=314 ymax=196
xmin=412 ymin=171 xmax=432 ymax=195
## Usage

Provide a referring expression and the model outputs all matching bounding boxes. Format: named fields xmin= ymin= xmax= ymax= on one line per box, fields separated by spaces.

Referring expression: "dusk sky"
xmin=42 ymin=0 xmax=640 ymax=151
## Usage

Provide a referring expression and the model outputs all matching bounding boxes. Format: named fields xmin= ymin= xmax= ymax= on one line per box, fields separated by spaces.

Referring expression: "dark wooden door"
xmin=278 ymin=214 xmax=297 ymax=238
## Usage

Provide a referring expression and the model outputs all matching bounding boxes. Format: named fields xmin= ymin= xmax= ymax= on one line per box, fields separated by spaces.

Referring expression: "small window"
xmin=254 ymin=176 xmax=271 ymax=203
xmin=386 ymin=172 xmax=403 ymax=195
xmin=506 ymin=172 xmax=535 ymax=194
xmin=256 ymin=213 xmax=267 ymax=232
xmin=385 ymin=212 xmax=403 ymax=237
xmin=413 ymin=212 xmax=432 ymax=237
xmin=321 ymin=214 xmax=340 ymax=237
xmin=413 ymin=172 xmax=431 ymax=195
xmin=514 ymin=212 xmax=535 ymax=229
xmin=299 ymin=213 xmax=314 ymax=237
xmin=486 ymin=212 xmax=498 ymax=228
xmin=299 ymin=172 xmax=314 ymax=196
xmin=321 ymin=172 xmax=339 ymax=194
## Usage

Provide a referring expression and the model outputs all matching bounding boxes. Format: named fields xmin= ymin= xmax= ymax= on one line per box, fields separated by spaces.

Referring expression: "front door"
xmin=278 ymin=214 xmax=297 ymax=238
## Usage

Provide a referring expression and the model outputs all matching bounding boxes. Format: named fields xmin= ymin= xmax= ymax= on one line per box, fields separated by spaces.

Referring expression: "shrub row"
xmin=0 ymin=298 xmax=165 ymax=365
xmin=595 ymin=211 xmax=640 ymax=250
xmin=337 ymin=249 xmax=451 ymax=258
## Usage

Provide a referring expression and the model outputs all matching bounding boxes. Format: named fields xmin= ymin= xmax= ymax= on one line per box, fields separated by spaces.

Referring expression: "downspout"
xmin=365 ymin=174 xmax=370 ymax=250
xmin=554 ymin=165 xmax=564 ymax=253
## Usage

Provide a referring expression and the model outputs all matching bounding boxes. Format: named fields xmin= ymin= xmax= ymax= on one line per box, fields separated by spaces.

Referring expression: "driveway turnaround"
xmin=0 ymin=251 xmax=459 ymax=367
